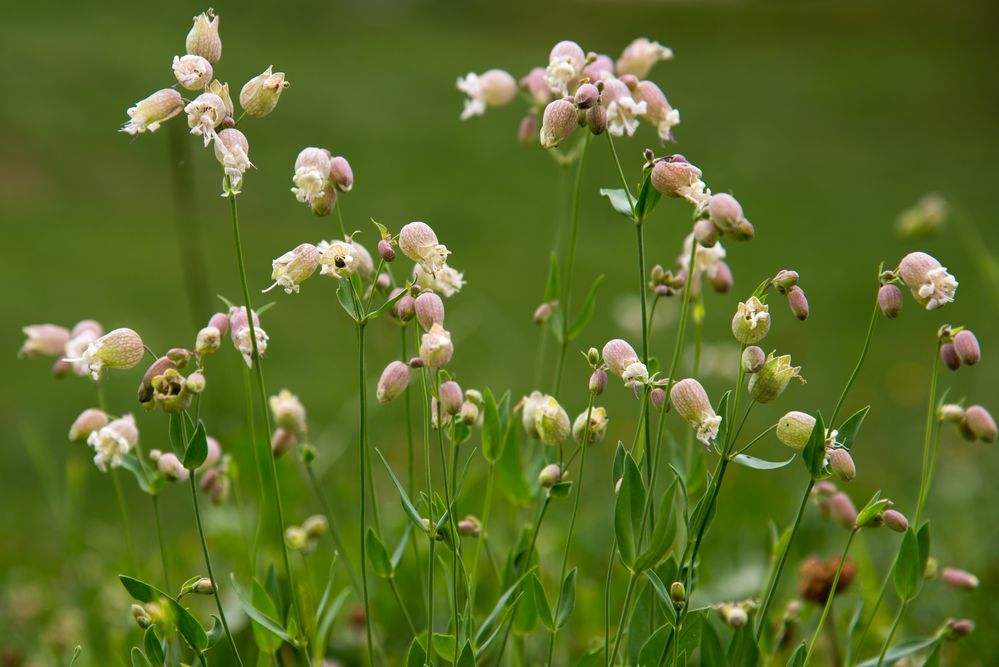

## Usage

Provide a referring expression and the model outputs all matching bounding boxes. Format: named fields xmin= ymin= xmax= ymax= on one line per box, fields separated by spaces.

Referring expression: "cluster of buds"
xmin=714 ymin=600 xmax=756 ymax=628
xmin=940 ymin=403 xmax=996 ymax=443
xmin=457 ymin=514 xmax=482 ymax=537
xmin=585 ymin=347 xmax=609 ymax=396
xmin=121 ymin=10 xmax=290 ymax=196
xmin=462 ymin=37 xmax=677 ymax=147
xmin=896 ymin=251 xmax=958 ymax=311
xmin=674 ymin=231 xmax=732 ymax=296
xmin=748 ymin=351 xmax=804 ymax=404
xmin=430 ymin=380 xmax=483 ymax=430
xmin=798 ymin=554 xmax=857 ymax=605
xmin=228 ymin=306 xmax=268 ymax=368
xmin=285 ymin=515 xmax=328 ymax=554
xmin=291 ymin=148 xmax=353 ymax=216
xmin=194 ymin=312 xmax=229 ymax=356
xmin=53 ymin=327 xmax=145 ymax=382
xmin=20 ymin=320 xmax=118 ymax=380
xmin=810 ymin=483 xmax=908 ymax=532
xmin=772 ymin=270 xmax=810 ymax=320
xmin=648 ymin=264 xmax=686 ymax=298
xmin=137 ymin=350 xmax=205 ymax=413
xmin=131 ymin=600 xmax=169 ymax=630
xmin=939 ymin=327 xmax=981 ymax=371
xmin=86 ymin=414 xmax=139 ymax=473
xmin=269 ymin=389 xmax=307 ymax=458
xmin=691 ymin=192 xmax=755 ymax=247
xmin=198 ymin=436 xmax=231 ymax=504
xmin=149 ymin=450 xmax=188 ymax=483
xmin=670 ymin=378 xmax=722 ymax=448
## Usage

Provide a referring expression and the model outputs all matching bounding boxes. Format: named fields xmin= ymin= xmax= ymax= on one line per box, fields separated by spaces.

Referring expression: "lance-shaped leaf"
xmin=731 ymin=454 xmax=795 ymax=471
xmin=634 ymin=478 xmax=679 ymax=572
xmin=530 ymin=573 xmax=554 ymax=632
xmin=183 ymin=420 xmax=208 ymax=470
xmin=367 ymin=283 xmax=411 ymax=321
xmin=600 ymin=187 xmax=638 ymax=220
xmin=376 ymin=449 xmax=427 ymax=533
xmin=892 ymin=527 xmax=922 ymax=601
xmin=566 ymin=275 xmax=605 ymax=341
xmin=366 ymin=528 xmax=394 ymax=579
xmin=481 ymin=388 xmax=505 ymax=464
xmin=614 ymin=451 xmax=646 ymax=569
xmin=230 ymin=574 xmax=293 ymax=644
xmin=555 ymin=568 xmax=577 ymax=629
xmin=635 ymin=170 xmax=662 ymax=221
xmin=837 ymin=405 xmax=871 ymax=450
xmin=801 ymin=412 xmax=827 ymax=479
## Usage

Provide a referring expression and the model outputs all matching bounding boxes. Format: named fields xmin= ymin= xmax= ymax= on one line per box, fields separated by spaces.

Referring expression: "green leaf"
xmin=837 ymin=405 xmax=871 ymax=450
xmin=855 ymin=637 xmax=941 ymax=667
xmin=727 ymin=627 xmax=760 ymax=667
xmin=922 ymin=641 xmax=942 ymax=667
xmin=893 ymin=527 xmax=922 ymax=601
xmin=543 ymin=252 xmax=560 ymax=302
xmin=230 ymin=574 xmax=293 ymax=644
xmin=635 ymin=171 xmax=662 ymax=221
xmin=475 ymin=568 xmax=534 ymax=646
xmin=639 ymin=624 xmax=671 ymax=667
xmin=555 ymin=568 xmax=577 ymax=629
xmin=456 ymin=640 xmax=476 ymax=667
xmin=677 ymin=608 xmax=711 ymax=659
xmin=634 ymin=477 xmax=678 ymax=571
xmin=130 ymin=647 xmax=152 ymax=667
xmin=916 ymin=522 xmax=931 ymax=574
xmin=392 ymin=523 xmax=412 ymax=570
xmin=612 ymin=441 xmax=626 ymax=485
xmin=643 ymin=570 xmax=677 ymax=627
xmin=168 ymin=414 xmax=184 ymax=456
xmin=497 ymin=420 xmax=531 ymax=506
xmin=786 ymin=642 xmax=807 ymax=667
xmin=481 ymin=388 xmax=504 ymax=464
xmin=366 ymin=528 xmax=393 ymax=579
xmin=314 ymin=558 xmax=339 ymax=627
xmin=856 ymin=490 xmax=891 ymax=528
xmin=119 ymin=453 xmax=154 ymax=494
xmin=315 ymin=588 xmax=351 ymax=656
xmin=183 ymin=420 xmax=208 ymax=470
xmin=143 ymin=627 xmax=164 ymax=666
xmin=406 ymin=637 xmax=428 ymax=667
xmin=566 ymin=275 xmax=605 ymax=341
xmin=700 ymin=620 xmax=728 ymax=667
xmin=431 ymin=633 xmax=457 ymax=662
xmin=530 ymin=573 xmax=554 ymax=632
xmin=367 ymin=283 xmax=411 ymax=321
xmin=600 ymin=187 xmax=637 ymax=220
xmin=69 ymin=646 xmax=82 ymax=667
xmin=250 ymin=578 xmax=283 ymax=653
xmin=119 ymin=575 xmax=158 ymax=603
xmin=731 ymin=454 xmax=795 ymax=470
xmin=614 ymin=451 xmax=646 ymax=569
xmin=802 ymin=412 xmax=827 ymax=479
xmin=715 ymin=391 xmax=731 ymax=454
xmin=548 ymin=480 xmax=573 ymax=498
xmin=375 ymin=449 xmax=427 ymax=533
xmin=335 ymin=278 xmax=361 ymax=322
xmin=172 ymin=599 xmax=209 ymax=653
xmin=205 ymin=615 xmax=224 ymax=648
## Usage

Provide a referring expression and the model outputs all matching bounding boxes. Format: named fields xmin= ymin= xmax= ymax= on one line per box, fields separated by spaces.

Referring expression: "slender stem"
xmin=605 ymin=132 xmax=637 ymax=218
xmin=606 ymin=573 xmax=639 ymax=667
xmin=334 ymin=198 xmax=348 ymax=239
xmin=803 ymin=528 xmax=858 ymax=665
xmin=355 ymin=322 xmax=375 ymax=666
xmin=914 ymin=341 xmax=942 ymax=525
xmin=305 ymin=464 xmax=363 ymax=598
xmin=388 ymin=577 xmax=418 ymax=636
xmin=226 ymin=183 xmax=304 ymax=645
xmin=635 ymin=223 xmax=653 ymax=490
xmin=552 ymin=132 xmax=592 ymax=395
xmin=468 ymin=464 xmax=495 ymax=622
xmin=874 ymin=601 xmax=907 ymax=667
xmin=732 ymin=423 xmax=778 ymax=458
xmin=546 ymin=394 xmax=595 ymax=666
xmin=189 ymin=473 xmax=245 ymax=667
xmin=402 ymin=329 xmax=415 ymax=496
xmin=110 ymin=469 xmax=137 ymax=573
xmin=830 ymin=294 xmax=881 ymax=426
xmin=418 ymin=334 xmax=436 ymax=667
xmin=849 ymin=573 xmax=890 ymax=666
xmin=152 ymin=494 xmax=171 ymax=591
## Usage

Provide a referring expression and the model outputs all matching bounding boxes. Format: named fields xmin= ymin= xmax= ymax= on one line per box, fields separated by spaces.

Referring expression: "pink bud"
xmin=208 ymin=312 xmax=230 ymax=336
xmin=941 ymin=567 xmax=979 ymax=590
xmin=539 ymin=464 xmax=562 ymax=488
xmin=829 ymin=492 xmax=857 ymax=529
xmin=953 ymin=330 xmax=980 ymax=366
xmin=517 ymin=115 xmax=538 ymax=144
xmin=709 ymin=261 xmax=733 ymax=294
xmin=693 ymin=219 xmax=720 ymax=247
xmin=878 ymin=284 xmax=903 ymax=319
xmin=828 ymin=448 xmax=856 ymax=481
xmin=328 ymin=156 xmax=354 ymax=192
xmin=787 ymin=286 xmax=810 ymax=321
xmin=439 ymin=380 xmax=463 ymax=415
xmin=651 ymin=387 xmax=666 ymax=411
xmin=69 ymin=408 xmax=109 ymax=443
xmin=940 ymin=343 xmax=961 ymax=371
xmin=589 ymin=369 xmax=608 ymax=395
xmin=882 ymin=509 xmax=909 ymax=533
xmin=415 ymin=292 xmax=445 ymax=332
xmin=964 ymin=405 xmax=996 ymax=443
xmin=376 ymin=361 xmax=410 ymax=403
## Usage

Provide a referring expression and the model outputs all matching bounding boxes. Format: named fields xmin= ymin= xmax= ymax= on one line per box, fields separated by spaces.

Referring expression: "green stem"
xmin=417 ymin=332 xmax=436 ymax=667
xmin=189 ymin=473 xmax=245 ymax=667
xmin=849 ymin=573 xmax=890 ymax=666
xmin=552 ymin=132 xmax=592 ymax=395
xmin=546 ymin=394 xmax=595 ymax=666
xmin=605 ymin=132 xmax=637 ymax=219
xmin=388 ymin=576 xmax=418 ymax=636
xmin=355 ymin=322 xmax=376 ymax=666
xmin=635 ymin=222 xmax=653 ymax=488
xmin=402 ymin=328 xmax=415 ymax=495
xmin=334 ymin=198 xmax=347 ymax=239
xmin=304 ymin=464 xmax=363 ymax=598
xmin=152 ymin=494 xmax=171 ymax=591
xmin=606 ymin=572 xmax=639 ymax=667
xmin=803 ymin=528 xmax=858 ymax=665
xmin=914 ymin=341 xmax=942 ymax=525
xmin=110 ymin=469 xmax=137 ymax=573
xmin=226 ymin=183 xmax=304 ymax=647
xmin=874 ymin=601 xmax=907 ymax=667
xmin=468 ymin=464 xmax=495 ymax=624
xmin=830 ymin=294 xmax=881 ymax=426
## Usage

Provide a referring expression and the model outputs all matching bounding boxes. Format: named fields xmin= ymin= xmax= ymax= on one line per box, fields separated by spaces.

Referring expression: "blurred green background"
xmin=2 ymin=0 xmax=998 ymax=664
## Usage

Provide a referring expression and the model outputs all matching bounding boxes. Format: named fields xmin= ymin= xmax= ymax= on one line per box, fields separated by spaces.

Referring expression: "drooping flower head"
xmin=545 ymin=40 xmax=586 ymax=95
xmin=72 ymin=328 xmax=144 ymax=380
xmin=573 ymin=406 xmax=609 ymax=445
xmin=213 ymin=128 xmax=252 ymax=193
xmin=748 ymin=352 xmax=804 ymax=403
xmin=186 ymin=10 xmax=222 ymax=64
xmin=521 ymin=390 xmax=546 ymax=439
xmin=678 ymin=232 xmax=728 ymax=295
xmin=457 ymin=69 xmax=517 ymax=120
xmin=670 ymin=378 xmax=722 ymax=447
xmin=616 ymin=38 xmax=673 ymax=78
xmin=267 ymin=243 xmax=321 ymax=294
xmin=634 ymin=80 xmax=680 ymax=142
xmin=184 ymin=93 xmax=227 ymax=146
xmin=414 ymin=263 xmax=464 ymax=297
xmin=270 ymin=389 xmax=307 ymax=433
xmin=87 ymin=414 xmax=138 ymax=472
xmin=228 ymin=306 xmax=268 ymax=367
xmin=539 ymin=98 xmax=578 ymax=149
xmin=534 ymin=395 xmax=571 ymax=445
xmin=601 ymin=338 xmax=648 ymax=386
xmin=399 ymin=222 xmax=450 ymax=274
xmin=172 ymin=55 xmax=213 ymax=91
xmin=19 ymin=324 xmax=70 ymax=359
xmin=291 ymin=147 xmax=333 ymax=208
xmin=651 ymin=155 xmax=709 ymax=205
xmin=376 ymin=361 xmax=411 ymax=403
xmin=897 ymin=252 xmax=958 ymax=310
xmin=420 ymin=323 xmax=453 ymax=368
xmin=121 ymin=89 xmax=184 ymax=135
xmin=601 ymin=78 xmax=647 ymax=138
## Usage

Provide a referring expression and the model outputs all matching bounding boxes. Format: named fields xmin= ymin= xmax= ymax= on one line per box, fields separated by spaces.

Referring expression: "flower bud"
xmin=963 ymin=405 xmax=996 ymax=443
xmin=439 ymin=380 xmax=463 ymax=415
xmin=186 ymin=10 xmax=221 ymax=63
xmin=585 ymin=104 xmax=607 ymax=135
xmin=573 ymin=407 xmax=608 ymax=445
xmin=707 ymin=194 xmax=744 ymax=234
xmin=741 ymin=346 xmax=766 ymax=373
xmin=828 ymin=448 xmax=856 ymax=482
xmin=574 ymin=83 xmax=600 ymax=109
xmin=650 ymin=387 xmax=666 ymax=411
xmin=77 ymin=328 xmax=145 ymax=380
xmin=408 ymin=356 xmax=425 ymax=368
xmin=132 ymin=604 xmax=152 ymax=629
xmin=939 ymin=403 xmax=965 ymax=423
xmin=601 ymin=339 xmax=641 ymax=378
xmin=415 ymin=292 xmax=446 ymax=332
xmin=121 ymin=89 xmax=185 ymax=135
xmin=513 ymin=115 xmax=537 ymax=145
xmin=940 ymin=342 xmax=961 ymax=371
xmin=420 ymin=324 xmax=453 ymax=368
xmin=460 ymin=400 xmax=479 ymax=425
xmin=328 ymin=156 xmax=354 ymax=192
xmin=172 ymin=55 xmax=213 ymax=91
xmin=539 ymin=463 xmax=562 ymax=488
xmin=776 ymin=411 xmax=816 ymax=451
xmin=748 ymin=352 xmax=804 ymax=403
xmin=897 ymin=251 xmax=958 ymax=310
xmin=944 ymin=618 xmax=975 ymax=640
xmin=829 ymin=492 xmax=857 ymax=529
xmin=158 ymin=452 xmax=189 ymax=482
xmin=269 ymin=389 xmax=306 ymax=433
xmin=670 ymin=379 xmax=722 ymax=447
xmin=731 ymin=219 xmax=755 ymax=241
xmin=721 ymin=605 xmax=748 ymax=628
xmin=377 ymin=239 xmax=396 ymax=262
xmin=533 ymin=302 xmax=554 ymax=325
xmin=195 ymin=326 xmax=221 ymax=356
xmin=200 ymin=436 xmax=222 ymax=472
xmin=239 ymin=66 xmax=289 ymax=118
xmin=271 ymin=427 xmax=298 ymax=458
xmin=589 ymin=369 xmax=608 ymax=395
xmin=693 ymin=219 xmax=720 ymax=247
xmin=540 ymin=99 xmax=578 ymax=148
xmin=772 ymin=270 xmax=799 ymax=293
xmin=303 ymin=515 xmax=328 ymax=541
xmin=69 ymin=408 xmax=109 ymax=443
xmin=786 ymin=286 xmax=809 ymax=321
xmin=377 ymin=361 xmax=410 ymax=403
xmin=650 ymin=155 xmax=702 ymax=197
xmin=731 ymin=297 xmax=770 ymax=345
xmin=399 ymin=222 xmax=449 ymax=274
xmin=878 ymin=284 xmax=903 ymax=318
xmin=709 ymin=261 xmax=733 ymax=294
xmin=457 ymin=515 xmax=482 ymax=537
xmin=192 ymin=577 xmax=214 ymax=595
xmin=458 ymin=69 xmax=517 ymax=119
xmin=285 ymin=526 xmax=308 ymax=551
xmin=670 ymin=582 xmax=685 ymax=607
xmin=229 ymin=306 xmax=268 ymax=368
xmin=953 ymin=330 xmax=980 ymax=366
xmin=941 ymin=567 xmax=979 ymax=590
xmin=546 ymin=40 xmax=586 ymax=94
xmin=535 ymin=396 xmax=571 ymax=445
xmin=186 ymin=371 xmax=206 ymax=395
xmin=882 ymin=509 xmax=909 ymax=532
xmin=391 ymin=290 xmax=415 ymax=322
xmin=521 ymin=391 xmax=545 ymax=439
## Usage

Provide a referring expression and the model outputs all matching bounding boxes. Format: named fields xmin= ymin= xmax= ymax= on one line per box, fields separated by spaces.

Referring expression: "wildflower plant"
xmin=14 ymin=11 xmax=996 ymax=667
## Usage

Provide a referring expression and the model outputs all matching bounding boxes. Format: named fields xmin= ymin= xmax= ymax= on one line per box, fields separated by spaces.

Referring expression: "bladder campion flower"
xmin=540 ymin=98 xmax=578 ymax=149
xmin=19 ymin=324 xmax=70 ymax=359
xmin=616 ymin=37 xmax=673 ymax=78
xmin=185 ymin=10 xmax=221 ymax=64
xmin=266 ymin=243 xmax=321 ymax=294
xmin=270 ymin=389 xmax=307 ymax=434
xmin=172 ymin=55 xmax=213 ymax=91
xmin=319 ymin=240 xmax=359 ymax=279
xmin=72 ymin=328 xmax=144 ymax=380
xmin=634 ymin=80 xmax=680 ymax=142
xmin=229 ymin=306 xmax=268 ymax=367
xmin=457 ymin=69 xmax=517 ymax=120
xmin=415 ymin=292 xmax=446 ymax=331
xmin=121 ymin=89 xmax=185 ymax=135
xmin=601 ymin=78 xmax=647 ymax=138
xmin=69 ymin=408 xmax=109 ymax=443
xmin=573 ymin=407 xmax=608 ymax=445
xmin=420 ymin=323 xmax=453 ymax=368
xmin=670 ymin=378 xmax=722 ymax=447
xmin=184 ymin=93 xmax=227 ymax=146
xmin=292 ymin=147 xmax=333 ymax=210
xmin=87 ymin=414 xmax=138 ymax=472
xmin=399 ymin=222 xmax=450 ymax=274
xmin=731 ymin=296 xmax=770 ymax=344
xmin=377 ymin=361 xmax=411 ymax=403
xmin=239 ymin=66 xmax=289 ymax=118
xmin=213 ymin=128 xmax=252 ymax=192
xmin=897 ymin=251 xmax=958 ymax=310
xmin=414 ymin=263 xmax=464 ymax=297
xmin=776 ymin=411 xmax=816 ymax=450
xmin=748 ymin=352 xmax=804 ymax=403
xmin=545 ymin=40 xmax=586 ymax=95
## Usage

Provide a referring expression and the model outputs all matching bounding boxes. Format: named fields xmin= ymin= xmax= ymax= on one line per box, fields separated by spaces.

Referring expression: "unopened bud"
xmin=964 ymin=405 xmax=996 ymax=443
xmin=586 ymin=104 xmax=607 ymax=135
xmin=651 ymin=387 xmax=666 ymax=411
xmin=271 ymin=427 xmax=298 ymax=458
xmin=460 ymin=400 xmax=479 ymax=425
xmin=196 ymin=326 xmax=221 ymax=355
xmin=328 ymin=156 xmax=354 ymax=192
xmin=882 ymin=509 xmax=909 ymax=532
xmin=439 ymin=381 xmax=463 ymax=415
xmin=941 ymin=567 xmax=979 ymax=590
xmin=953 ymin=330 xmax=980 ymax=366
xmin=158 ymin=453 xmax=189 ymax=482
xmin=709 ymin=261 xmax=733 ymax=294
xmin=132 ymin=604 xmax=152 ymax=629
xmin=731 ymin=219 xmax=755 ymax=241
xmin=392 ymin=292 xmax=415 ymax=322
xmin=376 ymin=361 xmax=411 ymax=403
xmin=787 ymin=286 xmax=810 ymax=321
xmin=944 ymin=618 xmax=975 ymax=640
xmin=574 ymin=83 xmax=600 ymax=109
xmin=669 ymin=582 xmax=685 ymax=606
xmin=415 ymin=292 xmax=445 ymax=332
xmin=939 ymin=403 xmax=965 ymax=423
xmin=742 ymin=346 xmax=766 ymax=373
xmin=589 ymin=369 xmax=608 ymax=395
xmin=539 ymin=463 xmax=562 ymax=488
xmin=193 ymin=577 xmax=214 ymax=595
xmin=518 ymin=115 xmax=538 ymax=144
xmin=693 ymin=219 xmax=719 ymax=247
xmin=829 ymin=492 xmax=857 ymax=529
xmin=457 ymin=515 xmax=482 ymax=537
xmin=377 ymin=239 xmax=396 ymax=262
xmin=540 ymin=99 xmax=578 ymax=148
xmin=303 ymin=515 xmax=328 ymax=540
xmin=828 ymin=448 xmax=856 ymax=481
xmin=69 ymin=408 xmax=109 ymax=443
xmin=239 ymin=67 xmax=289 ymax=118
xmin=776 ymin=411 xmax=816 ymax=451
xmin=940 ymin=343 xmax=961 ymax=371
xmin=186 ymin=371 xmax=206 ymax=394
xmin=772 ymin=270 xmax=799 ymax=293
xmin=533 ymin=302 xmax=554 ymax=325
xmin=408 ymin=356 xmax=425 ymax=368
xmin=878 ymin=284 xmax=903 ymax=318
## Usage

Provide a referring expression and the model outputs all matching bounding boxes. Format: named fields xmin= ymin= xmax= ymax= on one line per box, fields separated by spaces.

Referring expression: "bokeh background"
xmin=2 ymin=0 xmax=998 ymax=664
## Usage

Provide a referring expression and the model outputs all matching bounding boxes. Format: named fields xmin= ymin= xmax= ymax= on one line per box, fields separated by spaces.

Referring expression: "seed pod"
xmin=83 ymin=328 xmax=145 ymax=380
xmin=941 ymin=567 xmax=979 ymax=590
xmin=585 ymin=105 xmax=607 ymax=135
xmin=439 ymin=380 xmax=463 ymax=415
xmin=963 ymin=405 xmax=996 ymax=443
xmin=829 ymin=492 xmax=857 ymax=529
xmin=376 ymin=361 xmax=410 ymax=403
xmin=776 ymin=411 xmax=816 ymax=450
xmin=742 ymin=346 xmax=766 ymax=374
xmin=239 ymin=66 xmax=289 ymax=118
xmin=186 ymin=11 xmax=222 ymax=63
xmin=787 ymin=286 xmax=810 ymax=321
xmin=540 ymin=99 xmax=578 ymax=148
xmin=415 ymin=292 xmax=446 ymax=332
xmin=939 ymin=342 xmax=961 ymax=371
xmin=953 ymin=330 xmax=980 ymax=365
xmin=748 ymin=353 xmax=803 ymax=403
xmin=878 ymin=284 xmax=903 ymax=318
xmin=882 ymin=509 xmax=909 ymax=533
xmin=828 ymin=448 xmax=856 ymax=481
xmin=539 ymin=463 xmax=562 ymax=488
